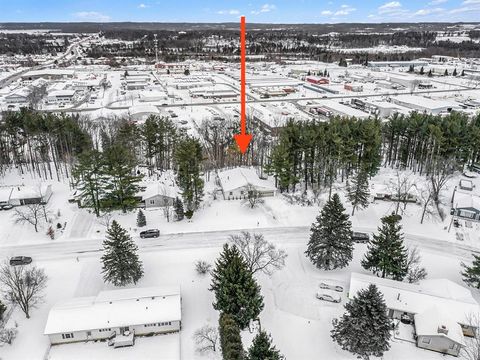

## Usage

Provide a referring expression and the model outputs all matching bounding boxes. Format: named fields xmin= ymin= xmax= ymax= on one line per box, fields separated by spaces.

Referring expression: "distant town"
xmin=0 ymin=21 xmax=480 ymax=360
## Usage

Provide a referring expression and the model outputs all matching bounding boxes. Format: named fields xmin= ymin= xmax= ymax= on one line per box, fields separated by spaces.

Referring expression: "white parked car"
xmin=316 ymin=290 xmax=341 ymax=303
xmin=319 ymin=281 xmax=344 ymax=292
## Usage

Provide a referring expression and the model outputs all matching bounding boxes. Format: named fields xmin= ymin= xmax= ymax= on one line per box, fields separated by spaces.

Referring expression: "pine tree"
xmin=174 ymin=197 xmax=185 ymax=221
xmin=346 ymin=169 xmax=370 ymax=216
xmin=103 ymin=145 xmax=143 ymax=213
xmin=453 ymin=68 xmax=458 ymax=76
xmin=428 ymin=69 xmax=433 ymax=77
xmin=444 ymin=69 xmax=449 ymax=76
xmin=136 ymin=209 xmax=146 ymax=227
xmin=305 ymin=193 xmax=353 ymax=270
xmin=219 ymin=313 xmax=244 ymax=360
xmin=419 ymin=66 xmax=425 ymax=75
xmin=408 ymin=65 xmax=414 ymax=73
xmin=331 ymin=284 xmax=391 ymax=360
xmin=72 ymin=150 xmax=106 ymax=217
xmin=248 ymin=331 xmax=284 ymax=360
xmin=461 ymin=254 xmax=480 ymax=289
xmin=174 ymin=137 xmax=204 ymax=214
xmin=101 ymin=220 xmax=144 ymax=286
xmin=362 ymin=214 xmax=408 ymax=280
xmin=210 ymin=244 xmax=264 ymax=329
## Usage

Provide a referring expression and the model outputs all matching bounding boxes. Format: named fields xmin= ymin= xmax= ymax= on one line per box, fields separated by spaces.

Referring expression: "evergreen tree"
xmin=72 ymin=150 xmax=106 ymax=217
xmin=428 ymin=69 xmax=433 ymax=77
xmin=362 ymin=214 xmax=408 ymax=280
xmin=444 ymin=69 xmax=449 ymax=76
xmin=408 ymin=65 xmax=414 ymax=73
xmin=461 ymin=69 xmax=465 ymax=76
xmin=219 ymin=312 xmax=244 ymax=360
xmin=461 ymin=254 xmax=480 ymax=289
xmin=175 ymin=137 xmax=204 ymax=214
xmin=103 ymin=145 xmax=143 ymax=213
xmin=453 ymin=68 xmax=458 ymax=76
xmin=305 ymin=193 xmax=353 ymax=270
xmin=210 ymin=244 xmax=264 ymax=329
xmin=174 ymin=197 xmax=185 ymax=221
xmin=331 ymin=284 xmax=391 ymax=360
xmin=346 ymin=169 xmax=370 ymax=216
xmin=136 ymin=209 xmax=146 ymax=227
xmin=248 ymin=331 xmax=284 ymax=360
xmin=101 ymin=220 xmax=144 ymax=286
xmin=419 ymin=66 xmax=425 ymax=75
xmin=184 ymin=68 xmax=190 ymax=76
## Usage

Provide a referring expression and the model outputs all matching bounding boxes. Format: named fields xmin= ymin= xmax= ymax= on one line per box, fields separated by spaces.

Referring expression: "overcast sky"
xmin=1 ymin=0 xmax=480 ymax=23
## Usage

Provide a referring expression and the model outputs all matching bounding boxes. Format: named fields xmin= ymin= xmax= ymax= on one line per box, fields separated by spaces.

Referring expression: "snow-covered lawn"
xmin=0 ymin=229 xmax=473 ymax=360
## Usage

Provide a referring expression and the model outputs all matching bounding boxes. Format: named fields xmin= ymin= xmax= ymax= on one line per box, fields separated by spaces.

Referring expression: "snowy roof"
xmin=139 ymin=182 xmax=177 ymax=200
xmin=218 ymin=167 xmax=276 ymax=193
xmin=23 ymin=69 xmax=75 ymax=77
xmin=454 ymin=191 xmax=480 ymax=211
xmin=44 ymin=286 xmax=181 ymax=335
xmin=0 ymin=187 xmax=13 ymax=202
xmin=48 ymin=90 xmax=76 ymax=97
xmin=349 ymin=273 xmax=479 ymax=326
xmin=414 ymin=307 xmax=465 ymax=346
xmin=9 ymin=184 xmax=51 ymax=200
xmin=128 ymin=105 xmax=160 ymax=116
xmin=318 ymin=100 xmax=370 ymax=119
xmin=393 ymin=95 xmax=459 ymax=111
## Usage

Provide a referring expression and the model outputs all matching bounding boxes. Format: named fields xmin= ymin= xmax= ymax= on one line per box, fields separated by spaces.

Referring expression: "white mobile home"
xmin=44 ymin=286 xmax=182 ymax=345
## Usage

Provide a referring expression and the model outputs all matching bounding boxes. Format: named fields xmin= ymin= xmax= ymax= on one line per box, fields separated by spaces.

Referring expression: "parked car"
xmin=352 ymin=232 xmax=370 ymax=243
xmin=0 ymin=203 xmax=13 ymax=210
xmin=316 ymin=290 xmax=341 ymax=303
xmin=10 ymin=256 xmax=33 ymax=266
xmin=319 ymin=281 xmax=344 ymax=292
xmin=140 ymin=229 xmax=160 ymax=238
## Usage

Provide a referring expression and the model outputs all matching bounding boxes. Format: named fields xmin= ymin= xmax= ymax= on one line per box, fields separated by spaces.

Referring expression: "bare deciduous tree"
xmin=98 ymin=212 xmax=113 ymax=228
xmin=406 ymin=247 xmax=428 ymax=284
xmin=419 ymin=179 xmax=435 ymax=224
xmin=0 ymin=262 xmax=48 ymax=319
xmin=388 ymin=171 xmax=415 ymax=215
xmin=429 ymin=159 xmax=456 ymax=221
xmin=0 ymin=326 xmax=17 ymax=345
xmin=12 ymin=203 xmax=43 ymax=232
xmin=461 ymin=313 xmax=480 ymax=360
xmin=242 ymin=185 xmax=265 ymax=209
xmin=193 ymin=325 xmax=218 ymax=354
xmin=230 ymin=231 xmax=287 ymax=276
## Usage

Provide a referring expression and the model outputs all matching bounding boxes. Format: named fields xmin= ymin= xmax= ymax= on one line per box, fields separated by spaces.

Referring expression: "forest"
xmin=1 ymin=109 xmax=480 ymax=216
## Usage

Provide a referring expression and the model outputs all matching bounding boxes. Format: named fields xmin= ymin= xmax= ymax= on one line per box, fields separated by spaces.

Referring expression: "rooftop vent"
xmin=438 ymin=325 xmax=449 ymax=335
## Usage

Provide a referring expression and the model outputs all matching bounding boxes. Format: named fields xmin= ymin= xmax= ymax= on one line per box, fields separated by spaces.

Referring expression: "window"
xmin=61 ymin=333 xmax=74 ymax=339
xmin=229 ymin=192 xmax=233 ymax=196
xmin=149 ymin=200 xmax=155 ymax=205
xmin=421 ymin=337 xmax=431 ymax=344
xmin=449 ymin=343 xmax=455 ymax=350
xmin=99 ymin=328 xmax=111 ymax=332
xmin=460 ymin=210 xmax=475 ymax=219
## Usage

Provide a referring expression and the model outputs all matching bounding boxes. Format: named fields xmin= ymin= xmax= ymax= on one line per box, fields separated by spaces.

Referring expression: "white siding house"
xmin=217 ymin=167 xmax=276 ymax=200
xmin=7 ymin=184 xmax=52 ymax=206
xmin=139 ymin=183 xmax=176 ymax=208
xmin=44 ymin=286 xmax=182 ymax=345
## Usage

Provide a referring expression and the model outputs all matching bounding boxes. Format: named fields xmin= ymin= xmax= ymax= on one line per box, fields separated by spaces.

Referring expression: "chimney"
xmin=437 ymin=325 xmax=449 ymax=335
xmin=396 ymin=293 xmax=401 ymax=301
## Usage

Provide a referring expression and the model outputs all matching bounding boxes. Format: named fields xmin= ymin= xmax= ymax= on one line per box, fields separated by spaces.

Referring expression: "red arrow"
xmin=234 ymin=15 xmax=252 ymax=154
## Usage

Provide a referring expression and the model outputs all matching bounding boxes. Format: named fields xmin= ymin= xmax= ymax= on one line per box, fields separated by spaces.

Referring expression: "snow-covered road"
xmin=0 ymin=225 xmax=476 ymax=263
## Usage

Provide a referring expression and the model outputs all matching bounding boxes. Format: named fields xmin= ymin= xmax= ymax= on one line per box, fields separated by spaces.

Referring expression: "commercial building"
xmin=392 ymin=95 xmax=459 ymax=115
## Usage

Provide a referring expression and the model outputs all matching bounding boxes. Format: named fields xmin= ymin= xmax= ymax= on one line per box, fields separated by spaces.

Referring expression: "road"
xmin=0 ymin=225 xmax=476 ymax=263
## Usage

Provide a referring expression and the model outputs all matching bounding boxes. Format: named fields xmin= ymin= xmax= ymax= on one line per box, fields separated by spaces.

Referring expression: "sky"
xmin=0 ymin=0 xmax=480 ymax=23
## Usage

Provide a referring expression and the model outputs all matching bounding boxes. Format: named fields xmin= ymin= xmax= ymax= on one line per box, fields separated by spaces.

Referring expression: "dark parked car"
xmin=352 ymin=232 xmax=370 ymax=243
xmin=140 ymin=229 xmax=160 ymax=238
xmin=0 ymin=203 xmax=13 ymax=210
xmin=10 ymin=256 xmax=32 ymax=266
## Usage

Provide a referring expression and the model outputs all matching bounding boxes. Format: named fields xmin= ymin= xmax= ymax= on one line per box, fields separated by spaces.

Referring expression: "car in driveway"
xmin=10 ymin=256 xmax=33 ymax=266
xmin=316 ymin=290 xmax=341 ymax=303
xmin=319 ymin=281 xmax=344 ymax=292
xmin=139 ymin=229 xmax=160 ymax=238
xmin=0 ymin=203 xmax=13 ymax=210
xmin=352 ymin=231 xmax=370 ymax=243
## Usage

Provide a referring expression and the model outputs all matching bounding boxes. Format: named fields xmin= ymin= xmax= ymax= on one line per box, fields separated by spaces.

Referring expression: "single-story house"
xmin=138 ymin=182 xmax=176 ymax=208
xmin=349 ymin=272 xmax=479 ymax=355
xmin=44 ymin=286 xmax=182 ymax=345
xmin=217 ymin=167 xmax=276 ymax=200
xmin=4 ymin=184 xmax=52 ymax=206
xmin=415 ymin=307 xmax=465 ymax=357
xmin=451 ymin=191 xmax=480 ymax=223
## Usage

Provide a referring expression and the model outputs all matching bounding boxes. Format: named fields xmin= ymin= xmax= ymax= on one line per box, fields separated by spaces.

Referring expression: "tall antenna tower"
xmin=154 ymin=33 xmax=158 ymax=64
